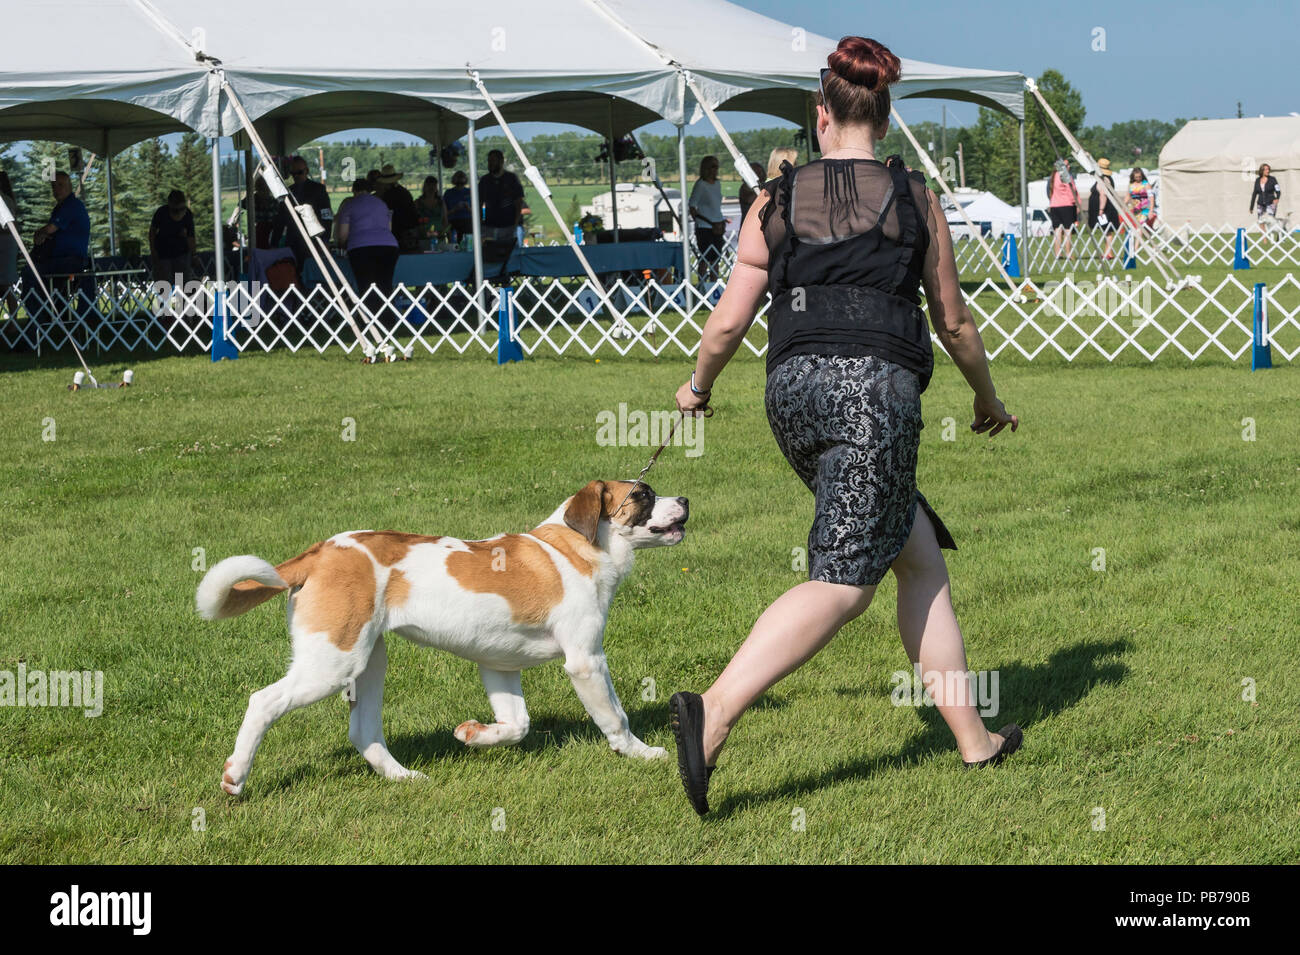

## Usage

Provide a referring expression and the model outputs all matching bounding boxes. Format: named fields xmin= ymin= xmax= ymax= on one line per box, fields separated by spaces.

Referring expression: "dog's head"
xmin=562 ymin=480 xmax=688 ymax=549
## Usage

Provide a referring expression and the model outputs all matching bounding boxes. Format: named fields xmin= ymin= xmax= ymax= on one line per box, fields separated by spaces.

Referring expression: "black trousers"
xmin=348 ymin=245 xmax=400 ymax=326
xmin=695 ymin=227 xmax=724 ymax=281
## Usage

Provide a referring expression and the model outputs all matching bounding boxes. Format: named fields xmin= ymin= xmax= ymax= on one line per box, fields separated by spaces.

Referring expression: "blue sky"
xmin=325 ymin=0 xmax=1295 ymax=145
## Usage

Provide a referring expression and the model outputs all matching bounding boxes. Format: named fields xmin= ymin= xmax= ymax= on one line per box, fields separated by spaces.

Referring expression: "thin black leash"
xmin=612 ymin=404 xmax=713 ymax=516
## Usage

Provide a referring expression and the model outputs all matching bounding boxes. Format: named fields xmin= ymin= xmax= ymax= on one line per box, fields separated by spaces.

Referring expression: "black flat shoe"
xmin=669 ymin=692 xmax=715 ymax=816
xmin=963 ymin=723 xmax=1023 ymax=769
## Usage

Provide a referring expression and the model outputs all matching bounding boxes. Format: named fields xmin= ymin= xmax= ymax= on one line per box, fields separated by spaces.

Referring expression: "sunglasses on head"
xmin=819 ymin=67 xmax=830 ymax=105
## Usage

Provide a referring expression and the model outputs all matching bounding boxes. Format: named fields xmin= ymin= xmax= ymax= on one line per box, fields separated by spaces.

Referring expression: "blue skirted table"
xmin=302 ymin=241 xmax=683 ymax=288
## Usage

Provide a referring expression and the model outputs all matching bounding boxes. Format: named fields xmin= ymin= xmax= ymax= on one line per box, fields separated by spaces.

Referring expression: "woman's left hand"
xmin=675 ymin=379 xmax=711 ymax=417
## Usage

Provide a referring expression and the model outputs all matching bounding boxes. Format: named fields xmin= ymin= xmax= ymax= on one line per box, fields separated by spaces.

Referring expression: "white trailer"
xmin=582 ymin=183 xmax=685 ymax=241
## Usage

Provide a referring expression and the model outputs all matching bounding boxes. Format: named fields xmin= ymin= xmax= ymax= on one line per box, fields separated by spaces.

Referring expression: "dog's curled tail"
xmin=196 ymin=555 xmax=291 ymax=620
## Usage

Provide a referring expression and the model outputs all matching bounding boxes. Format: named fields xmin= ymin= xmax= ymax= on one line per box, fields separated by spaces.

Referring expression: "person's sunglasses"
xmin=819 ymin=67 xmax=830 ymax=105
xmin=292 ymin=168 xmax=307 ymax=176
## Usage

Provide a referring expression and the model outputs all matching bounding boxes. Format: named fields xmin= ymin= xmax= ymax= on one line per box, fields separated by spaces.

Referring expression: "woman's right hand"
xmin=675 ymin=379 xmax=711 ymax=417
xmin=972 ymin=392 xmax=1018 ymax=437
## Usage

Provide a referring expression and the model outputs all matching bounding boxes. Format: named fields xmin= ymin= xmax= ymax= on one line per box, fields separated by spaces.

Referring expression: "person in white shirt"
xmin=689 ymin=155 xmax=728 ymax=282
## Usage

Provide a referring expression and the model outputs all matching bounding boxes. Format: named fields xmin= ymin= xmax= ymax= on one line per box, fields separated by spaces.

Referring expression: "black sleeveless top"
xmin=760 ymin=155 xmax=934 ymax=390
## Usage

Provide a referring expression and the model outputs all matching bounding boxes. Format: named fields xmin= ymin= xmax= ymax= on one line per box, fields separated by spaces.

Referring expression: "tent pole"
xmin=211 ymin=137 xmax=225 ymax=288
xmin=677 ymin=123 xmax=692 ymax=291
xmin=466 ymin=116 xmax=486 ymax=326
xmin=467 ymin=70 xmax=625 ymax=323
xmin=218 ymin=72 xmax=380 ymax=355
xmin=106 ymin=154 xmax=118 ymax=256
xmin=1018 ymin=118 xmax=1028 ymax=275
xmin=582 ymin=0 xmax=756 ymax=189
xmin=244 ymin=148 xmax=256 ymax=254
xmin=890 ymin=107 xmax=1020 ymax=295
xmin=1025 ymin=77 xmax=1181 ymax=284
xmin=680 ymin=70 xmax=758 ymax=189
xmin=804 ymin=95 xmax=816 ymax=161
xmin=608 ymin=98 xmax=619 ymax=242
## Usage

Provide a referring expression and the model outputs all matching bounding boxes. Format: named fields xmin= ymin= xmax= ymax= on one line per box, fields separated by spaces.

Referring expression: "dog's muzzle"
xmin=648 ymin=497 xmax=689 ymax=543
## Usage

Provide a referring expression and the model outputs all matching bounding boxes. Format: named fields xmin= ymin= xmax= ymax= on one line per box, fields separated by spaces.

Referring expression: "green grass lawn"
xmin=0 ymin=343 xmax=1297 ymax=863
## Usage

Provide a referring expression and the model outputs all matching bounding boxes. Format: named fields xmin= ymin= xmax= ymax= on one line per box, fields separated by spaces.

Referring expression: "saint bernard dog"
xmin=196 ymin=480 xmax=688 ymax=795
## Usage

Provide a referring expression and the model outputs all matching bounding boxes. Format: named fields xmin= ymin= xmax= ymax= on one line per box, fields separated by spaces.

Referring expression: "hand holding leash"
xmin=675 ymin=371 xmax=715 ymax=418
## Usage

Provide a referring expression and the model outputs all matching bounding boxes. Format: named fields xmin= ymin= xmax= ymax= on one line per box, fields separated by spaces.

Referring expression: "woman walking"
xmin=1249 ymin=163 xmax=1280 ymax=245
xmin=668 ymin=36 xmax=1022 ymax=817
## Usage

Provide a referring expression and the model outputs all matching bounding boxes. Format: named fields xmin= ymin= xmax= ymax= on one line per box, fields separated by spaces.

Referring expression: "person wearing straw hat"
xmin=667 ymin=36 xmax=1022 ymax=817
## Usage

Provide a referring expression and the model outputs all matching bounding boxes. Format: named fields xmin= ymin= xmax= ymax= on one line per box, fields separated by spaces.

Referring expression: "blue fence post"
xmin=1234 ymin=228 xmax=1251 ymax=270
xmin=497 ymin=286 xmax=523 ymax=364
xmin=1123 ymin=232 xmax=1136 ymax=270
xmin=210 ymin=287 xmax=238 ymax=362
xmin=1002 ymin=233 xmax=1021 ymax=279
xmin=1252 ymin=282 xmax=1272 ymax=371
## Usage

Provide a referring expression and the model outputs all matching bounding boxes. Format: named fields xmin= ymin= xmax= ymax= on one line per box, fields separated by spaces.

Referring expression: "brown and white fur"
xmin=196 ymin=480 xmax=688 ymax=795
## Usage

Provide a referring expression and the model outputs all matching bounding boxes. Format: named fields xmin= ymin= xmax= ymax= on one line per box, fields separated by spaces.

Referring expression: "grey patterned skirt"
xmin=764 ymin=353 xmax=957 ymax=587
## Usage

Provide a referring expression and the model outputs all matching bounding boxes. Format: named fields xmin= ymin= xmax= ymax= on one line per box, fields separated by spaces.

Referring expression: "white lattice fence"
xmin=963 ymin=222 xmax=1300 ymax=280
xmin=3 ymin=269 xmax=1295 ymax=363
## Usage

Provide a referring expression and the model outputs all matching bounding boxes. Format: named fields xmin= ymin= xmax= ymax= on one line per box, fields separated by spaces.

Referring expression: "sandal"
xmin=963 ymin=724 xmax=1023 ymax=769
xmin=669 ymin=692 xmax=715 ymax=816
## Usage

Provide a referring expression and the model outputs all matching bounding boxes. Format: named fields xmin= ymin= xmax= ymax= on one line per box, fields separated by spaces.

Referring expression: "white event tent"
xmin=1160 ymin=117 xmax=1300 ymax=231
xmin=1 ymin=0 xmax=1029 ymax=306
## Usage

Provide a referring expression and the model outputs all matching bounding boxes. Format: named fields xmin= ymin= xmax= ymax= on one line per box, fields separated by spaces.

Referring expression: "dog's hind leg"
xmin=222 ymin=658 xmax=351 ymax=796
xmin=348 ymin=636 xmax=424 ymax=780
xmin=222 ymin=583 xmax=378 ymax=796
xmin=454 ymin=667 xmax=530 ymax=748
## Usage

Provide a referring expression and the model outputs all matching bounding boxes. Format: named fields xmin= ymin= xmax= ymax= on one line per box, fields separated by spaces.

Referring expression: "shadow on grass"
xmin=709 ymin=637 xmax=1131 ymax=820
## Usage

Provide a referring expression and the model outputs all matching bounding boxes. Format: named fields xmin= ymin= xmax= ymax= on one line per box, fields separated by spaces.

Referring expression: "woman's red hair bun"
xmin=828 ymin=36 xmax=901 ymax=90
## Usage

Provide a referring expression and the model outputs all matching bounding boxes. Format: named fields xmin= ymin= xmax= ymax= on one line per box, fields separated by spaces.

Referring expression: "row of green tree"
xmin=0 ymin=70 xmax=1200 ymax=254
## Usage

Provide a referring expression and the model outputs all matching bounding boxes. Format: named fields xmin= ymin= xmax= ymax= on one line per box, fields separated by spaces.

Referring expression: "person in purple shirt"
xmin=334 ymin=179 xmax=399 ymax=325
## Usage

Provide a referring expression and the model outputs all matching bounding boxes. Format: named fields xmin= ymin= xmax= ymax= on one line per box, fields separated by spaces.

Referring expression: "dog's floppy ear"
xmin=563 ymin=480 xmax=606 ymax=543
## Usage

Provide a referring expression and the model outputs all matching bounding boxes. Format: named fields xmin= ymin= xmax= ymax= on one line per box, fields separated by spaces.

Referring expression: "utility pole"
xmin=1237 ymin=101 xmax=1243 ymax=119
xmin=942 ymin=105 xmax=947 ymax=161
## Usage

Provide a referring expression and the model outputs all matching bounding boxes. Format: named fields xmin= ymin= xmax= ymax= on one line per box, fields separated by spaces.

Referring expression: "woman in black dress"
xmin=668 ymin=36 xmax=1022 ymax=815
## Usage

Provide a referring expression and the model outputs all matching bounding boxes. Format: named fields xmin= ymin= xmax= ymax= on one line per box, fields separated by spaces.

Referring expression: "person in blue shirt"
xmin=30 ymin=171 xmax=93 ymax=322
xmin=34 ymin=171 xmax=90 ymax=264
xmin=442 ymin=170 xmax=473 ymax=244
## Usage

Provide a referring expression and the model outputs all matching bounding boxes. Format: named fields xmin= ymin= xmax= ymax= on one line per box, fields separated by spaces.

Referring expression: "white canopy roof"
xmin=0 ymin=0 xmax=1025 ymax=154
xmin=1160 ymin=116 xmax=1300 ymax=229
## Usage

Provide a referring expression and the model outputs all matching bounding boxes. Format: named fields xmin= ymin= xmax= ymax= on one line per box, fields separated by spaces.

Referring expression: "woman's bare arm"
xmin=920 ymin=187 xmax=1018 ymax=435
xmin=675 ymin=192 xmax=772 ymax=413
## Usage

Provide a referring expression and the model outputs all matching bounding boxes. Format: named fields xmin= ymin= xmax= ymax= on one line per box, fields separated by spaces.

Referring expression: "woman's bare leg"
xmin=891 ymin=507 xmax=1003 ymax=762
xmin=698 ymin=579 xmax=874 ymax=765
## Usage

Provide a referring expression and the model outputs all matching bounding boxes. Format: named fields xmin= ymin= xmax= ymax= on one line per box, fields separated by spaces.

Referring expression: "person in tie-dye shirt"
xmin=1126 ymin=168 xmax=1153 ymax=251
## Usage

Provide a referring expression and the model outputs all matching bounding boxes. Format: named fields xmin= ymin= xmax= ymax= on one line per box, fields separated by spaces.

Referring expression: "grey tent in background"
xmin=1160 ymin=116 xmax=1300 ymax=231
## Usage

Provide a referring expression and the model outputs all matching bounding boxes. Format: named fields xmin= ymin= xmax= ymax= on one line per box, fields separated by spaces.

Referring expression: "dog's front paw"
xmin=389 ymin=767 xmax=427 ymax=782
xmin=612 ymin=737 xmax=667 ymax=760
xmin=221 ymin=758 xmax=245 ymax=796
